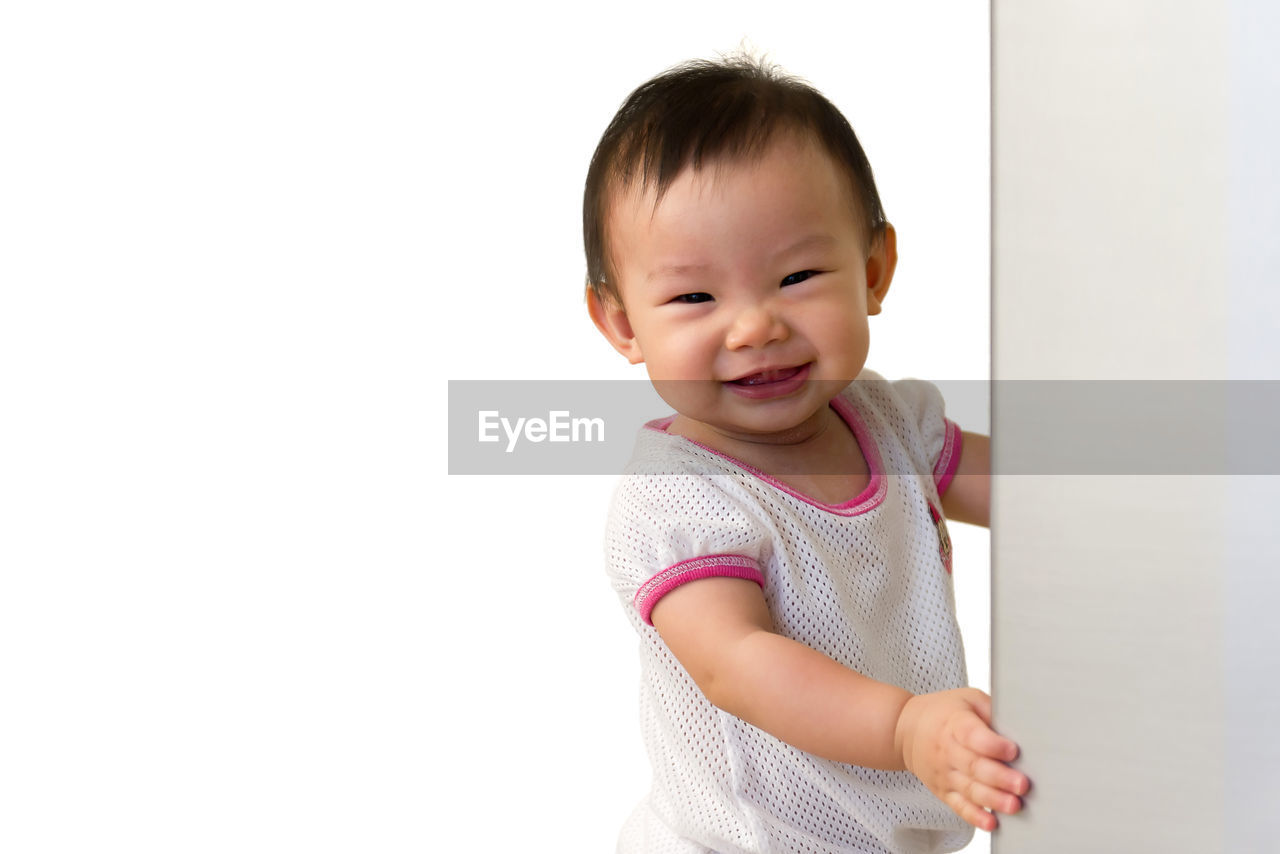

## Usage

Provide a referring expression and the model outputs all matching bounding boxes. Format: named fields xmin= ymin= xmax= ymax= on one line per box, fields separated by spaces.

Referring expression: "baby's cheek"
xmin=815 ymin=318 xmax=871 ymax=378
xmin=642 ymin=349 xmax=704 ymax=384
xmin=661 ymin=340 xmax=717 ymax=380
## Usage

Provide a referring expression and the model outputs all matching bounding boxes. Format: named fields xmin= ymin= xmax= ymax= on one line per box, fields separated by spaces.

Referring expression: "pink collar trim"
xmin=643 ymin=394 xmax=886 ymax=517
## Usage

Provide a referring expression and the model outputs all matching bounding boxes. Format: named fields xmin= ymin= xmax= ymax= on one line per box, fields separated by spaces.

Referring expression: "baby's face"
xmin=592 ymin=133 xmax=894 ymax=444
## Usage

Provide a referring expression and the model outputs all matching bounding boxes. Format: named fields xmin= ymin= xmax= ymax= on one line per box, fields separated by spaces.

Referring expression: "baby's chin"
xmin=668 ymin=406 xmax=842 ymax=451
xmin=660 ymin=382 xmax=851 ymax=439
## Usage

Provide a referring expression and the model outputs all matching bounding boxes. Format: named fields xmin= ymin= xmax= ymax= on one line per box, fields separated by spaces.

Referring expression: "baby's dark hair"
xmin=583 ymin=53 xmax=888 ymax=304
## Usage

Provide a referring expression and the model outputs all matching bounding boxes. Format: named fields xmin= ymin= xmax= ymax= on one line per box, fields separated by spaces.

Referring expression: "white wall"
xmin=993 ymin=1 xmax=1280 ymax=851
xmin=2 ymin=2 xmax=992 ymax=850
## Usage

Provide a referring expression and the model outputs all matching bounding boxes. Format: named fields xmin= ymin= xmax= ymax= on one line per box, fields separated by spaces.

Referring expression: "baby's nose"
xmin=725 ymin=303 xmax=788 ymax=350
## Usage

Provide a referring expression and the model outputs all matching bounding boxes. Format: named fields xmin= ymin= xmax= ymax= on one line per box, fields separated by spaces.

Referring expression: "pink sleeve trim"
xmin=934 ymin=420 xmax=963 ymax=495
xmin=634 ymin=554 xmax=765 ymax=626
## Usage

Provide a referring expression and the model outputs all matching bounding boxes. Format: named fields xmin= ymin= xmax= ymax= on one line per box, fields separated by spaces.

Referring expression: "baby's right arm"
xmin=650 ymin=576 xmax=1029 ymax=832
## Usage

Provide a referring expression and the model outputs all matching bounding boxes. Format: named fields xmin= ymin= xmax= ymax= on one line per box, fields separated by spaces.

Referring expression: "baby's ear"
xmin=587 ymin=286 xmax=644 ymax=364
xmin=865 ymin=224 xmax=898 ymax=316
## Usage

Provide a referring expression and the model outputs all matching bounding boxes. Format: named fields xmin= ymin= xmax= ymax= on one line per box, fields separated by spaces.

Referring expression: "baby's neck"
xmin=669 ymin=406 xmax=871 ymax=505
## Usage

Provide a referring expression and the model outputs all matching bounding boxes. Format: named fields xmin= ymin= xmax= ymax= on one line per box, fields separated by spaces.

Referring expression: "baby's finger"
xmin=959 ymin=717 xmax=1019 ymax=763
xmin=943 ymin=741 xmax=1025 ymax=799
xmin=969 ymin=755 xmax=1031 ymax=798
xmin=965 ymin=689 xmax=993 ymax=724
xmin=947 ymin=771 xmax=1024 ymax=816
xmin=943 ymin=791 xmax=998 ymax=832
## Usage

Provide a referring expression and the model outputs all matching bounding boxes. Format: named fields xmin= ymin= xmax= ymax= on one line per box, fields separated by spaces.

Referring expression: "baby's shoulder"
xmin=607 ymin=422 xmax=767 ymax=528
xmin=845 ymin=370 xmax=959 ymax=487
xmin=844 ymin=370 xmax=947 ymax=431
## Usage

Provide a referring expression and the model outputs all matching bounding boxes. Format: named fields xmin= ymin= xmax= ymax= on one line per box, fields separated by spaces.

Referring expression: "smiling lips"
xmin=725 ymin=363 xmax=811 ymax=399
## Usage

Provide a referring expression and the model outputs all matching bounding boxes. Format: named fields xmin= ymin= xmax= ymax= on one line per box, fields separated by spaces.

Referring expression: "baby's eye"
xmin=670 ymin=292 xmax=713 ymax=304
xmin=780 ymin=270 xmax=818 ymax=286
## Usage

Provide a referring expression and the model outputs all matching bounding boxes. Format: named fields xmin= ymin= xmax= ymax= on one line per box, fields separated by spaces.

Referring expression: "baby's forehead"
xmin=606 ymin=134 xmax=864 ymax=235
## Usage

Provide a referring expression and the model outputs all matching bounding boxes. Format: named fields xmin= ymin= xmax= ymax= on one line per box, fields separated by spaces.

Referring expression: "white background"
xmin=2 ymin=2 xmax=990 ymax=850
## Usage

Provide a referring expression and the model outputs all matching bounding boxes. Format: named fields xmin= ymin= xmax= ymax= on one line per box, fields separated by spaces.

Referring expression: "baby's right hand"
xmin=893 ymin=688 xmax=1029 ymax=832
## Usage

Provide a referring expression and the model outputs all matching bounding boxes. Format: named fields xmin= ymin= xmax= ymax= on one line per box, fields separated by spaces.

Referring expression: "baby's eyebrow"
xmin=647 ymin=262 xmax=710 ymax=283
xmin=778 ymin=233 xmax=838 ymax=255
xmin=645 ymin=234 xmax=839 ymax=283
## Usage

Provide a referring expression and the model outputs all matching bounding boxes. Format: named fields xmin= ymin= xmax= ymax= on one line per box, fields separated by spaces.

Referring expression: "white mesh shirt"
xmin=604 ymin=375 xmax=973 ymax=854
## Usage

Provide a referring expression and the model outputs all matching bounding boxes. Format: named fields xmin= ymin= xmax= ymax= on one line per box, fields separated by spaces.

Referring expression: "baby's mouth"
xmin=729 ymin=365 xmax=807 ymax=386
xmin=722 ymin=364 xmax=814 ymax=400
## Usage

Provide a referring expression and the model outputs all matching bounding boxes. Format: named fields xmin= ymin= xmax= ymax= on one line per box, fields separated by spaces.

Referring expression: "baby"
xmin=585 ymin=55 xmax=1027 ymax=853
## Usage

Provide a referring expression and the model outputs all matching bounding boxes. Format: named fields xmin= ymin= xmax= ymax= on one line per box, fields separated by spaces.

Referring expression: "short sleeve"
xmin=889 ymin=379 xmax=963 ymax=495
xmin=604 ymin=473 xmax=769 ymax=625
